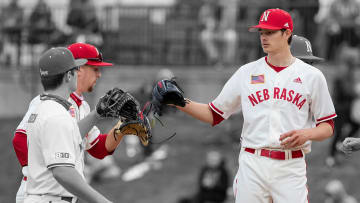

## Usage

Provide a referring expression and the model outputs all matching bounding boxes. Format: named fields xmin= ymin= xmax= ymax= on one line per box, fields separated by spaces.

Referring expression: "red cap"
xmin=67 ymin=43 xmax=113 ymax=66
xmin=249 ymin=8 xmax=293 ymax=32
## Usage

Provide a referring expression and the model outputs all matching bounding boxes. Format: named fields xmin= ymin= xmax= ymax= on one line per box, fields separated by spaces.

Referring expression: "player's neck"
xmin=75 ymin=89 xmax=83 ymax=97
xmin=267 ymin=49 xmax=294 ymax=67
xmin=45 ymin=85 xmax=72 ymax=102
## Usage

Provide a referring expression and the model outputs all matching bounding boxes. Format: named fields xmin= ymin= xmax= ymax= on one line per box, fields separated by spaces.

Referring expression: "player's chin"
xmin=262 ymin=47 xmax=270 ymax=54
xmin=88 ymin=83 xmax=97 ymax=92
xmin=88 ymin=86 xmax=94 ymax=92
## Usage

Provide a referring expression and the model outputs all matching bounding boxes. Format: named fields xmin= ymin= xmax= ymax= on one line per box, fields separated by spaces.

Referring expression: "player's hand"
xmin=279 ymin=129 xmax=311 ymax=149
xmin=340 ymin=137 xmax=360 ymax=156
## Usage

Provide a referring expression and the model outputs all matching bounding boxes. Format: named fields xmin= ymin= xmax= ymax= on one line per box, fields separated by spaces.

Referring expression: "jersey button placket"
xmin=270 ymin=75 xmax=281 ymax=146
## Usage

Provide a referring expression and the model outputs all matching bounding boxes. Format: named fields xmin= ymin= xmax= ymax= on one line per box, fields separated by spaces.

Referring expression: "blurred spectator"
xmin=168 ymin=0 xmax=202 ymax=20
xmin=289 ymin=0 xmax=319 ymax=42
xmin=194 ymin=150 xmax=229 ymax=203
xmin=349 ymin=81 xmax=360 ymax=134
xmin=326 ymin=53 xmax=358 ymax=167
xmin=0 ymin=0 xmax=24 ymax=66
xmin=198 ymin=0 xmax=238 ymax=68
xmin=27 ymin=0 xmax=56 ymax=45
xmin=66 ymin=0 xmax=103 ymax=46
xmin=314 ymin=0 xmax=335 ymax=58
xmin=177 ymin=150 xmax=230 ymax=203
xmin=325 ymin=0 xmax=360 ymax=60
xmin=315 ymin=0 xmax=335 ymax=24
xmin=325 ymin=179 xmax=358 ymax=203
xmin=26 ymin=0 xmax=57 ymax=65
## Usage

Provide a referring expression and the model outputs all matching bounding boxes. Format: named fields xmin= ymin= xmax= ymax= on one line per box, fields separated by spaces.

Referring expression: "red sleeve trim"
xmin=15 ymin=129 xmax=26 ymax=134
xmin=316 ymin=113 xmax=337 ymax=123
xmin=87 ymin=134 xmax=114 ymax=159
xmin=209 ymin=106 xmax=224 ymax=126
xmin=316 ymin=119 xmax=335 ymax=133
xmin=209 ymin=102 xmax=224 ymax=115
xmin=13 ymin=131 xmax=28 ymax=167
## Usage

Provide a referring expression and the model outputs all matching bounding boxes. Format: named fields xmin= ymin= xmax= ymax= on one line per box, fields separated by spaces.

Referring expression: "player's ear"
xmin=65 ymin=71 xmax=71 ymax=82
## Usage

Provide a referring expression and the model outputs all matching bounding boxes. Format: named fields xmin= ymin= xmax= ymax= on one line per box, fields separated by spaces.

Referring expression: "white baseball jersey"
xmin=14 ymin=95 xmax=40 ymax=203
xmin=16 ymin=95 xmax=41 ymax=134
xmin=210 ymin=57 xmax=337 ymax=152
xmin=26 ymin=99 xmax=85 ymax=197
xmin=15 ymin=93 xmax=105 ymax=202
xmin=68 ymin=92 xmax=101 ymax=150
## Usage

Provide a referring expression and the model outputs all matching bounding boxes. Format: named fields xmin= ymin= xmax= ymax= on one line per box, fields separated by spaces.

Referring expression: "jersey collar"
xmin=70 ymin=92 xmax=83 ymax=107
xmin=40 ymin=93 xmax=72 ymax=110
xmin=265 ymin=56 xmax=288 ymax=73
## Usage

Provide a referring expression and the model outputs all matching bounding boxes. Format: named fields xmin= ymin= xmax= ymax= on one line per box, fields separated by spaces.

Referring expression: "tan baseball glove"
xmin=113 ymin=114 xmax=152 ymax=146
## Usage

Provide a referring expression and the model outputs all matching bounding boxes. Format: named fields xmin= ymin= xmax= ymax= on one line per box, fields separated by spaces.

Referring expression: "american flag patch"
xmin=251 ymin=75 xmax=265 ymax=84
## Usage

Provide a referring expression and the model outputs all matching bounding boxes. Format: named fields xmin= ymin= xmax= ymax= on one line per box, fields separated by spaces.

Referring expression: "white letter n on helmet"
xmin=305 ymin=41 xmax=312 ymax=53
xmin=261 ymin=11 xmax=270 ymax=21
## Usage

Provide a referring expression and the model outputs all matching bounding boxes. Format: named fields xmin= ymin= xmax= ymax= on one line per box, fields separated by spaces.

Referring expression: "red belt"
xmin=245 ymin=148 xmax=303 ymax=160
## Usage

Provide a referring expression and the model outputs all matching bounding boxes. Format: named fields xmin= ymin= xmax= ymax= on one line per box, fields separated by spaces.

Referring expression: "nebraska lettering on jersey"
xmin=248 ymin=87 xmax=306 ymax=110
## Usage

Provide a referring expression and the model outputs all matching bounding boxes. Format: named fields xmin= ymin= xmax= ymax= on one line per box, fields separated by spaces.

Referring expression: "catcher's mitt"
xmin=114 ymin=113 xmax=152 ymax=146
xmin=152 ymin=78 xmax=187 ymax=115
xmin=96 ymin=87 xmax=140 ymax=119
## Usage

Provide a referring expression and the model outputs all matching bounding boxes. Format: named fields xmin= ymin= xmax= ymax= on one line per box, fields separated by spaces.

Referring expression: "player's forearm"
xmin=176 ymin=100 xmax=213 ymax=124
xmin=308 ymin=122 xmax=334 ymax=141
xmin=77 ymin=110 xmax=101 ymax=138
xmin=105 ymin=123 xmax=124 ymax=152
xmin=52 ymin=166 xmax=112 ymax=203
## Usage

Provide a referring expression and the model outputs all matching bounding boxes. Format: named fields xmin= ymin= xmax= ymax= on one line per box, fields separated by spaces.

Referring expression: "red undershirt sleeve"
xmin=87 ymin=134 xmax=114 ymax=159
xmin=13 ymin=131 xmax=28 ymax=167
xmin=210 ymin=106 xmax=225 ymax=126
xmin=316 ymin=119 xmax=334 ymax=133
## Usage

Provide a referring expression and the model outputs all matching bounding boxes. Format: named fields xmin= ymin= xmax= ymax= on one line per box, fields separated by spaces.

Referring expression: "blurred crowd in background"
xmin=1 ymin=0 xmax=360 ymax=202
xmin=0 ymin=0 xmax=359 ymax=67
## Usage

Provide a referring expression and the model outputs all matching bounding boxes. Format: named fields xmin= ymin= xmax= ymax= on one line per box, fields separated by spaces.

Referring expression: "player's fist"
xmin=340 ymin=137 xmax=360 ymax=155
xmin=279 ymin=129 xmax=310 ymax=149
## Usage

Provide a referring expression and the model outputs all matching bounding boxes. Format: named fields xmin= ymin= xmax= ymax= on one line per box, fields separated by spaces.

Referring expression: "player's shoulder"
xmin=39 ymin=100 xmax=70 ymax=117
xmin=242 ymin=57 xmax=265 ymax=69
xmin=81 ymin=99 xmax=90 ymax=108
xmin=295 ymin=58 xmax=325 ymax=77
xmin=29 ymin=95 xmax=41 ymax=107
xmin=235 ymin=57 xmax=265 ymax=74
xmin=16 ymin=95 xmax=41 ymax=130
xmin=39 ymin=101 xmax=75 ymax=127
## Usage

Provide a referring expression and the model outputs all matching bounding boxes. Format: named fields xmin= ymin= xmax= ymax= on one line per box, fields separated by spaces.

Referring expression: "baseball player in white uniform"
xmin=173 ymin=8 xmax=336 ymax=202
xmin=24 ymin=47 xmax=113 ymax=203
xmin=67 ymin=43 xmax=121 ymax=183
xmin=12 ymin=43 xmax=123 ymax=202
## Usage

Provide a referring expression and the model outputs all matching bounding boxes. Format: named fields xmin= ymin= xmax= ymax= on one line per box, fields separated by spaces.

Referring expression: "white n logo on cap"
xmin=261 ymin=11 xmax=270 ymax=22
xmin=305 ymin=41 xmax=312 ymax=53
